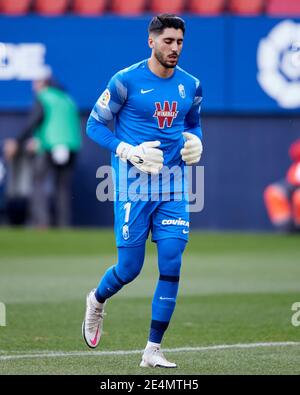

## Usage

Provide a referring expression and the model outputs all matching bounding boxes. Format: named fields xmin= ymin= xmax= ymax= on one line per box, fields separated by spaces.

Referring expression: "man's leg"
xmin=82 ymin=193 xmax=154 ymax=349
xmin=141 ymin=238 xmax=186 ymax=368
xmin=95 ymin=244 xmax=145 ymax=302
xmin=30 ymin=153 xmax=51 ymax=227
xmin=292 ymin=188 xmax=300 ymax=230
xmin=54 ymin=156 xmax=74 ymax=227
xmin=82 ymin=244 xmax=145 ymax=348
xmin=140 ymin=193 xmax=189 ymax=368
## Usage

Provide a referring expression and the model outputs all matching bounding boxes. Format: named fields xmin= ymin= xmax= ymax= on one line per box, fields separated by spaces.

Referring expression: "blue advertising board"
xmin=0 ymin=15 xmax=299 ymax=113
xmin=228 ymin=17 xmax=300 ymax=113
xmin=0 ymin=16 xmax=226 ymax=111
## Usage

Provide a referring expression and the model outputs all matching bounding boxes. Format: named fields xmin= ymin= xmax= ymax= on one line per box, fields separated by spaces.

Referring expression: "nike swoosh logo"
xmin=182 ymin=230 xmax=189 ymax=234
xmin=90 ymin=327 xmax=99 ymax=346
xmin=141 ymin=89 xmax=154 ymax=94
xmin=159 ymin=297 xmax=175 ymax=301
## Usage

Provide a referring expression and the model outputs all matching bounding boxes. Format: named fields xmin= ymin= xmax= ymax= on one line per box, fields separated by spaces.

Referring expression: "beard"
xmin=154 ymin=49 xmax=178 ymax=69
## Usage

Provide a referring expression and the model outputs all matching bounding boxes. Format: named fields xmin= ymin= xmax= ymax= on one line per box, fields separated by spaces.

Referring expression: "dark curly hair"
xmin=148 ymin=14 xmax=186 ymax=36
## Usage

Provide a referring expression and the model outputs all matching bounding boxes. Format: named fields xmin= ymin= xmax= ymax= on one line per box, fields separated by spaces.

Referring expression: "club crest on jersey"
xmin=178 ymin=84 xmax=186 ymax=99
xmin=153 ymin=101 xmax=179 ymax=129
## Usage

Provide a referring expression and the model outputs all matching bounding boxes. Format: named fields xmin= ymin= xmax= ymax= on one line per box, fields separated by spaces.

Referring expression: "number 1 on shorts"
xmin=124 ymin=202 xmax=131 ymax=223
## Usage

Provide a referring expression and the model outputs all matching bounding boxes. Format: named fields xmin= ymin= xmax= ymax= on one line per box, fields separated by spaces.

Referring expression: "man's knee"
xmin=116 ymin=245 xmax=145 ymax=284
xmin=116 ymin=261 xmax=143 ymax=284
xmin=160 ymin=244 xmax=183 ymax=263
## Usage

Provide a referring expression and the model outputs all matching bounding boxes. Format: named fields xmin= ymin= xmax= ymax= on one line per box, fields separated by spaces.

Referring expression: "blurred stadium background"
xmin=0 ymin=0 xmax=300 ymax=375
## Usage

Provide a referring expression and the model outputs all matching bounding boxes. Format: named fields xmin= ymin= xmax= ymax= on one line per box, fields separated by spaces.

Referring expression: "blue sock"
xmin=149 ymin=239 xmax=186 ymax=344
xmin=95 ymin=266 xmax=126 ymax=302
xmin=95 ymin=244 xmax=145 ymax=303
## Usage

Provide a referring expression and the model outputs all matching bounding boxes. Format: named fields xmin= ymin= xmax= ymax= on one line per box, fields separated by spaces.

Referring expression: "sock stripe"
xmin=159 ymin=274 xmax=180 ymax=283
xmin=112 ymin=267 xmax=126 ymax=286
xmin=151 ymin=319 xmax=170 ymax=331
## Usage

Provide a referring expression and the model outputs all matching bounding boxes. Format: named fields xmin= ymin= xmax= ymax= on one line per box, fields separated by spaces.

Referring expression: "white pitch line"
xmin=0 ymin=342 xmax=300 ymax=362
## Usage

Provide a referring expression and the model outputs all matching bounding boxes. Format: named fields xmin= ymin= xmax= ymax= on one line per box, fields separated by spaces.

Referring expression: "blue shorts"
xmin=114 ymin=193 xmax=190 ymax=247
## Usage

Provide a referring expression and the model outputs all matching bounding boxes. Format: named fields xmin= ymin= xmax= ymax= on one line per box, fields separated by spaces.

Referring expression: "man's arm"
xmin=17 ymin=99 xmax=44 ymax=145
xmin=87 ymin=115 xmax=122 ymax=153
xmin=181 ymin=80 xmax=203 ymax=165
xmin=184 ymin=80 xmax=203 ymax=140
xmin=3 ymin=99 xmax=44 ymax=160
xmin=87 ymin=72 xmax=164 ymax=175
xmin=86 ymin=71 xmax=127 ymax=153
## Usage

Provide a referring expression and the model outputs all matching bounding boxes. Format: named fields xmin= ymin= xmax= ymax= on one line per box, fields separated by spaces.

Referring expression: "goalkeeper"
xmin=83 ymin=14 xmax=203 ymax=368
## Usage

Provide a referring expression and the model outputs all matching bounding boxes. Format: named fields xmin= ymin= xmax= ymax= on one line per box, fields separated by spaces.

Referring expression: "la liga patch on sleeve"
xmin=98 ymin=89 xmax=111 ymax=109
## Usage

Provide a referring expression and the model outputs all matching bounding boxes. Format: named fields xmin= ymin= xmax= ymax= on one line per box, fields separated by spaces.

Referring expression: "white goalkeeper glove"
xmin=180 ymin=132 xmax=203 ymax=165
xmin=116 ymin=140 xmax=164 ymax=175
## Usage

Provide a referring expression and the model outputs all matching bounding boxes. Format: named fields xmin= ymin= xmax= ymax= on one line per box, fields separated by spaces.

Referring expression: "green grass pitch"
xmin=0 ymin=228 xmax=299 ymax=375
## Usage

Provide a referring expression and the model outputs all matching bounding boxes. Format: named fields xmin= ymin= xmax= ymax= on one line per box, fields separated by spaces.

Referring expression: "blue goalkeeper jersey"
xmin=87 ymin=59 xmax=203 ymax=194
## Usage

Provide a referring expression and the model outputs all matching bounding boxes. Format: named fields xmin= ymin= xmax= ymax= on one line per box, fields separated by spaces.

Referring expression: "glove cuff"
xmin=116 ymin=142 xmax=133 ymax=160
